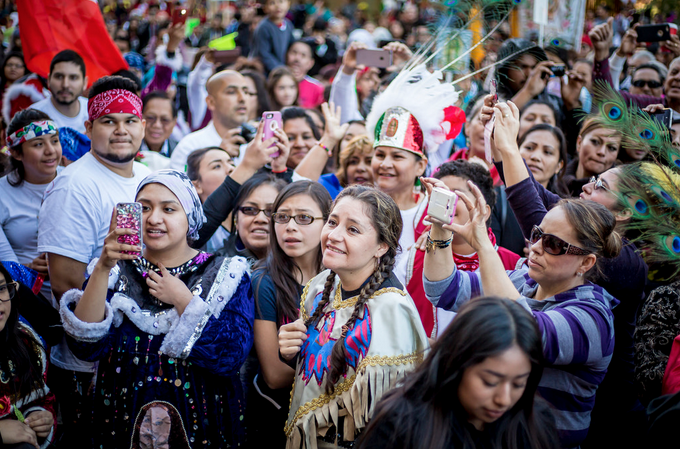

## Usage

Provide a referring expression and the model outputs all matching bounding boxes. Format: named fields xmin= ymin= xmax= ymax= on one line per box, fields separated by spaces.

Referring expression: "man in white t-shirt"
xmin=170 ymin=70 xmax=252 ymax=171
xmin=37 ymin=76 xmax=150 ymax=445
xmin=30 ymin=50 xmax=89 ymax=133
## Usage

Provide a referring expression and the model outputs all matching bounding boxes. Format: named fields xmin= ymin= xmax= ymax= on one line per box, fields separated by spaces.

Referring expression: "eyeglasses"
xmin=5 ymin=63 xmax=24 ymax=70
xmin=632 ymin=79 xmax=663 ymax=89
xmin=0 ymin=282 xmax=18 ymax=302
xmin=272 ymin=213 xmax=325 ymax=225
xmin=589 ymin=176 xmax=610 ymax=192
xmin=238 ymin=207 xmax=272 ymax=217
xmin=529 ymin=226 xmax=591 ymax=256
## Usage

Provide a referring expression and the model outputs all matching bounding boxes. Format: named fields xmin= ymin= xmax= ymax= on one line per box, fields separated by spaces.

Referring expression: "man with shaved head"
xmin=170 ymin=70 xmax=252 ymax=171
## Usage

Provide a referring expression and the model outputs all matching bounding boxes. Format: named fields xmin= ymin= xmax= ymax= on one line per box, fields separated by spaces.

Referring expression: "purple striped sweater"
xmin=424 ymin=265 xmax=617 ymax=448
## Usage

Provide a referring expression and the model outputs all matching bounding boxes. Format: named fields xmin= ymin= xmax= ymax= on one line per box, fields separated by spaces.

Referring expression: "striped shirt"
xmin=424 ymin=265 xmax=617 ymax=448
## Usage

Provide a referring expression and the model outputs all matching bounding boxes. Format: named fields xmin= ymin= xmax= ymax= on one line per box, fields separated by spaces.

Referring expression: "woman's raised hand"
xmin=321 ymin=101 xmax=349 ymax=151
xmin=491 ymin=101 xmax=521 ymax=153
xmin=98 ymin=209 xmax=142 ymax=271
xmin=279 ymin=318 xmax=308 ymax=360
xmin=443 ymin=181 xmax=493 ymax=252
xmin=146 ymin=264 xmax=194 ymax=314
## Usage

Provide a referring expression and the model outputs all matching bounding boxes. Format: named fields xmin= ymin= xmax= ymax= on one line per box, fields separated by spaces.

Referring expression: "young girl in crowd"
xmin=319 ymin=134 xmax=374 ymax=198
xmin=0 ymin=109 xmax=61 ymax=302
xmin=482 ymin=99 xmax=648 ymax=447
xmin=406 ymin=161 xmax=520 ymax=339
xmin=0 ymin=52 xmax=27 ymax=106
xmin=279 ymin=186 xmax=429 ymax=448
xmin=220 ymin=173 xmax=286 ymax=261
xmin=60 ymin=170 xmax=253 ymax=448
xmin=0 ymin=264 xmax=56 ymax=449
xmin=423 ymin=176 xmax=620 ymax=448
xmin=517 ymin=100 xmax=561 ymax=139
xmin=561 ymin=116 xmax=621 ymax=196
xmin=186 ymin=146 xmax=236 ymax=252
xmin=517 ymin=124 xmax=568 ymax=194
xmin=268 ymin=67 xmax=299 ymax=112
xmin=249 ymin=181 xmax=331 ymax=448
xmin=356 ymin=297 xmax=558 ymax=449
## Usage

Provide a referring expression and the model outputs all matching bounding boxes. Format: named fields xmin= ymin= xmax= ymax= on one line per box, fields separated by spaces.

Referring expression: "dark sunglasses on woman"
xmin=529 ymin=226 xmax=591 ymax=256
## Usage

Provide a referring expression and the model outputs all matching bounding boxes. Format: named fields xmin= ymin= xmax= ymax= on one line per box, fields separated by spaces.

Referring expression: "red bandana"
xmin=87 ymin=89 xmax=143 ymax=122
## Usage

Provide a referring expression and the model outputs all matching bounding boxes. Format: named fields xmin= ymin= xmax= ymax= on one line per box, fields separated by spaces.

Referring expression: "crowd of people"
xmin=1 ymin=0 xmax=680 ymax=448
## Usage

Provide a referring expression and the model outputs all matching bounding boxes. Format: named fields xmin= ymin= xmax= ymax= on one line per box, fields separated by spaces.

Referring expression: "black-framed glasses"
xmin=238 ymin=207 xmax=272 ymax=217
xmin=589 ymin=176 xmax=610 ymax=192
xmin=272 ymin=213 xmax=325 ymax=225
xmin=632 ymin=79 xmax=663 ymax=89
xmin=529 ymin=226 xmax=591 ymax=256
xmin=0 ymin=282 xmax=18 ymax=302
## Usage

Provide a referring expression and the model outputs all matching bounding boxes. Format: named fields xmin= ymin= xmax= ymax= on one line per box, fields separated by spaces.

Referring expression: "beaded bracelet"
xmin=425 ymin=233 xmax=453 ymax=253
xmin=317 ymin=141 xmax=331 ymax=156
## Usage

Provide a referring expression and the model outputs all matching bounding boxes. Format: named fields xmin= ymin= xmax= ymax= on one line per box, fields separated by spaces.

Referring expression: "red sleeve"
xmin=662 ymin=334 xmax=680 ymax=396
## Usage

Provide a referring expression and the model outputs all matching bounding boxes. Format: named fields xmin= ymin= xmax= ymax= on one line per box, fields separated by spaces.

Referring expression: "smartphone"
xmin=262 ymin=111 xmax=283 ymax=158
xmin=356 ymin=48 xmax=393 ymax=69
xmin=428 ymin=188 xmax=458 ymax=225
xmin=551 ymin=64 xmax=566 ymax=77
xmin=652 ymin=108 xmax=674 ymax=129
xmin=213 ymin=48 xmax=241 ymax=65
xmin=172 ymin=8 xmax=188 ymax=25
xmin=637 ymin=24 xmax=672 ymax=43
xmin=116 ymin=202 xmax=143 ymax=256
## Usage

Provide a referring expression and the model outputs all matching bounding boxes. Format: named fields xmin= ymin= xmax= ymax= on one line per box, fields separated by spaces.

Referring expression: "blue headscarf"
xmin=136 ymin=170 xmax=206 ymax=242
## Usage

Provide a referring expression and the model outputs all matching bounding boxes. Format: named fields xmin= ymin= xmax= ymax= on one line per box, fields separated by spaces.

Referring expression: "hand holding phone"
xmin=172 ymin=8 xmax=188 ymax=25
xmin=356 ymin=48 xmax=393 ymax=68
xmin=116 ymin=203 xmax=143 ymax=256
xmin=262 ymin=111 xmax=283 ymax=158
xmin=428 ymin=188 xmax=458 ymax=225
xmin=652 ymin=108 xmax=674 ymax=129
xmin=636 ymin=23 xmax=672 ymax=43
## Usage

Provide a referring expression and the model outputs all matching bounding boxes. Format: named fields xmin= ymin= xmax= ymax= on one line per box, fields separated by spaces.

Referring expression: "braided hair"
xmin=304 ymin=185 xmax=403 ymax=393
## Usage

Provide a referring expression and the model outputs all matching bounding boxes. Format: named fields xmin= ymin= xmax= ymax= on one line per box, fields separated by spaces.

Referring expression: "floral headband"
xmin=7 ymin=120 xmax=58 ymax=148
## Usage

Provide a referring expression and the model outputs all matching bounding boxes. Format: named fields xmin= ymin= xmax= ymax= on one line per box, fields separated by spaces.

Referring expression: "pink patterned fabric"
xmin=87 ymin=89 xmax=143 ymax=122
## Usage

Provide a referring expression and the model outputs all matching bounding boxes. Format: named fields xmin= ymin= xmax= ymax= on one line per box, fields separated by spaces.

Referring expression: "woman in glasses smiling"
xmin=422 ymin=177 xmax=621 ymax=449
xmin=247 ymin=181 xmax=331 ymax=447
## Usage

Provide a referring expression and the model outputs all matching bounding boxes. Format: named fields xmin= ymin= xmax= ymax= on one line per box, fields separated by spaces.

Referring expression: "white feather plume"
xmin=366 ymin=64 xmax=459 ymax=155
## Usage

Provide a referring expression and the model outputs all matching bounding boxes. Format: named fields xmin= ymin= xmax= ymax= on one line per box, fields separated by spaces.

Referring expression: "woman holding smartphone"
xmin=278 ymin=186 xmax=429 ymax=449
xmin=60 ymin=170 xmax=253 ymax=448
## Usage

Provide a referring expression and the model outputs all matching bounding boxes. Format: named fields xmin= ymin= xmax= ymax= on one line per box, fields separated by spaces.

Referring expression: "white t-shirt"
xmin=394 ymin=204 xmax=420 ymax=286
xmin=38 ymin=152 xmax=151 ymax=264
xmin=170 ymin=121 xmax=222 ymax=171
xmin=30 ymin=97 xmax=89 ymax=133
xmin=38 ymin=152 xmax=150 ymax=372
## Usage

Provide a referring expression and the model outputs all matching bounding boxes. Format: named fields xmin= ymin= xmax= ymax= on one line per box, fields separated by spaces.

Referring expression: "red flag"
xmin=17 ymin=0 xmax=128 ymax=87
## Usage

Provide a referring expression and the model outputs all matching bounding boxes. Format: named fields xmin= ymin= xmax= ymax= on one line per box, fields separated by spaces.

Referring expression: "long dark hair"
xmin=304 ymin=186 xmax=402 ymax=393
xmin=0 ymin=264 xmax=46 ymax=398
xmin=357 ymin=297 xmax=557 ymax=449
xmin=255 ymin=181 xmax=331 ymax=326
xmin=241 ymin=70 xmax=270 ymax=118
xmin=518 ymin=123 xmax=568 ymax=195
xmin=0 ymin=51 xmax=27 ymax=89
xmin=7 ymin=109 xmax=55 ymax=187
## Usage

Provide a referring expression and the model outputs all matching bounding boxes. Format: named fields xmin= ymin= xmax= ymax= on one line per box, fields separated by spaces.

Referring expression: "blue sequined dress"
xmin=60 ymin=253 xmax=253 ymax=448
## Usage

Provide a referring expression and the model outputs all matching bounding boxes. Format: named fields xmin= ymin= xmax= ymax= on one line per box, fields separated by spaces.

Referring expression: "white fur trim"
xmin=158 ymin=295 xmax=210 ymax=358
xmin=86 ymin=259 xmax=121 ymax=292
xmin=366 ymin=64 xmax=459 ymax=155
xmin=158 ymin=256 xmax=249 ymax=358
xmin=155 ymin=45 xmax=184 ymax=73
xmin=59 ymin=289 xmax=114 ymax=343
xmin=2 ymin=81 xmax=48 ymax=124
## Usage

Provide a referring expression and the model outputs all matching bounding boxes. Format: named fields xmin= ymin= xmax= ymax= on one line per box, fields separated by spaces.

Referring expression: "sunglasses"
xmin=529 ymin=226 xmax=591 ymax=256
xmin=0 ymin=282 xmax=19 ymax=302
xmin=238 ymin=207 xmax=272 ymax=217
xmin=589 ymin=176 xmax=610 ymax=192
xmin=272 ymin=213 xmax=325 ymax=225
xmin=632 ymin=79 xmax=663 ymax=89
